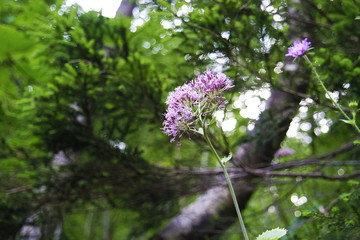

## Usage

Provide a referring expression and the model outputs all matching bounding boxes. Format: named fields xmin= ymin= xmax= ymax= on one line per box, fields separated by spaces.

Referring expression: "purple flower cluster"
xmin=285 ymin=38 xmax=311 ymax=57
xmin=163 ymin=70 xmax=233 ymax=145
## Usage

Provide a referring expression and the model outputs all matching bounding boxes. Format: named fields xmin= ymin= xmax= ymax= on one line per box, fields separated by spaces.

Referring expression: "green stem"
xmin=303 ymin=55 xmax=360 ymax=135
xmin=202 ymin=122 xmax=249 ymax=240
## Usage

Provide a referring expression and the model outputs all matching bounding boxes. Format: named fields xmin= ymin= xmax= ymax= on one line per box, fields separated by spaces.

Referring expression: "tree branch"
xmin=243 ymin=168 xmax=360 ymax=181
xmin=171 ymin=138 xmax=358 ymax=177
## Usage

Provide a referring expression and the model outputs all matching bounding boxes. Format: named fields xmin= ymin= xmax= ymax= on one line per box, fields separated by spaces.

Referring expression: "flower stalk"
xmin=303 ymin=55 xmax=360 ymax=135
xmin=202 ymin=120 xmax=249 ymax=240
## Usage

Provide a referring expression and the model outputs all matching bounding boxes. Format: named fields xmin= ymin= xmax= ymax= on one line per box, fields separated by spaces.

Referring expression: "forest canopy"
xmin=1 ymin=0 xmax=360 ymax=239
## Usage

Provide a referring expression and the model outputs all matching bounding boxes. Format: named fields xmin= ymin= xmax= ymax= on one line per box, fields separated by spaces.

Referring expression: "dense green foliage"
xmin=0 ymin=0 xmax=360 ymax=239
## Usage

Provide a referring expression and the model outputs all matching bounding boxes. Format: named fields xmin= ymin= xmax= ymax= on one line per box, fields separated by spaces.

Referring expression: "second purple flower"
xmin=285 ymin=38 xmax=311 ymax=58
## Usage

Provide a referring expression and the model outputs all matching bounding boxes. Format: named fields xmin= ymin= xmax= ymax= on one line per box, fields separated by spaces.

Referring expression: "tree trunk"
xmin=102 ymin=210 xmax=110 ymax=240
xmin=116 ymin=0 xmax=136 ymax=18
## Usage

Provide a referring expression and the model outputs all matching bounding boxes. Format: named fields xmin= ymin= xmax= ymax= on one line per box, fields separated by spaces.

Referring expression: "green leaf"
xmin=209 ymin=117 xmax=216 ymax=126
xmin=339 ymin=192 xmax=351 ymax=202
xmin=105 ymin=103 xmax=115 ymax=109
xmin=193 ymin=128 xmax=204 ymax=136
xmin=340 ymin=119 xmax=354 ymax=125
xmin=353 ymin=140 xmax=360 ymax=145
xmin=256 ymin=228 xmax=287 ymax=240
xmin=221 ymin=153 xmax=232 ymax=165
xmin=348 ymin=101 xmax=358 ymax=109
xmin=0 ymin=25 xmax=36 ymax=60
xmin=347 ymin=180 xmax=360 ymax=186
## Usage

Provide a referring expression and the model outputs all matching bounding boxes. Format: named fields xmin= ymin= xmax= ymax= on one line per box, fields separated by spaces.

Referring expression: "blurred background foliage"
xmin=0 ymin=0 xmax=360 ymax=239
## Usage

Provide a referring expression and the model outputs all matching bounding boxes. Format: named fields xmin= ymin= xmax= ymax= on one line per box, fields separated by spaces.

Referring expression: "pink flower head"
xmin=285 ymin=38 xmax=311 ymax=57
xmin=162 ymin=83 xmax=200 ymax=144
xmin=191 ymin=70 xmax=233 ymax=95
xmin=162 ymin=70 xmax=233 ymax=145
